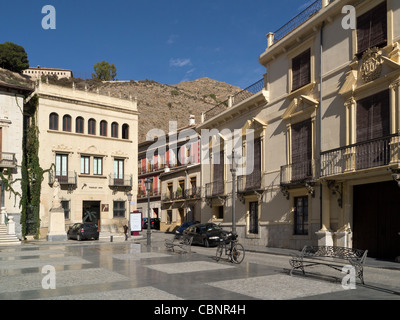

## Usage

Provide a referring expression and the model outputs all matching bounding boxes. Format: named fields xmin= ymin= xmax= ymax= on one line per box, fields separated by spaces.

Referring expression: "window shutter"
xmin=291 ymin=119 xmax=312 ymax=181
xmin=292 ymin=49 xmax=311 ymax=91
xmin=357 ymin=1 xmax=387 ymax=54
xmin=246 ymin=138 xmax=261 ymax=189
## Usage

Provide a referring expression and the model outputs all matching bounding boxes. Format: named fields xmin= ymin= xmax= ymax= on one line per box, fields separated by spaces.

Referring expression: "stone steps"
xmin=0 ymin=225 xmax=20 ymax=246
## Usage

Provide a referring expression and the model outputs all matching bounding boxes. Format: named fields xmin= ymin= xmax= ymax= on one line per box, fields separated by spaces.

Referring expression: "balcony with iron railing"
xmin=237 ymin=174 xmax=262 ymax=193
xmin=49 ymin=171 xmax=77 ymax=185
xmin=321 ymin=134 xmax=400 ymax=178
xmin=109 ymin=174 xmax=133 ymax=188
xmin=205 ymin=180 xmax=225 ymax=198
xmin=138 ymin=187 xmax=160 ymax=199
xmin=280 ymin=159 xmax=320 ymax=185
xmin=203 ymin=78 xmax=265 ymax=123
xmin=0 ymin=152 xmax=17 ymax=168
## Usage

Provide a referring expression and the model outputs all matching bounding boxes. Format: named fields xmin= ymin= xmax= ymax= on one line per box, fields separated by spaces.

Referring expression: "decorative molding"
xmin=360 ymin=47 xmax=383 ymax=83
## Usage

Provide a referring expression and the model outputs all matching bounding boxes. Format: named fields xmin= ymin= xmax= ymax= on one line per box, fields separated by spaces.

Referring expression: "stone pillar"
xmin=47 ymin=179 xmax=67 ymax=241
xmin=316 ymin=182 xmax=333 ymax=246
xmin=7 ymin=215 xmax=16 ymax=235
xmin=0 ymin=207 xmax=5 ymax=225
xmin=266 ymin=33 xmax=275 ymax=49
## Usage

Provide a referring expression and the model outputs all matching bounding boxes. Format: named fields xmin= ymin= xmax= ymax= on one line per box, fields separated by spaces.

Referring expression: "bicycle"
xmin=215 ymin=232 xmax=245 ymax=264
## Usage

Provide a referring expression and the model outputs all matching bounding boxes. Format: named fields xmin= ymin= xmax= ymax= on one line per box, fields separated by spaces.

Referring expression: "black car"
xmin=175 ymin=221 xmax=200 ymax=234
xmin=67 ymin=223 xmax=99 ymax=241
xmin=142 ymin=218 xmax=160 ymax=230
xmin=183 ymin=223 xmax=226 ymax=247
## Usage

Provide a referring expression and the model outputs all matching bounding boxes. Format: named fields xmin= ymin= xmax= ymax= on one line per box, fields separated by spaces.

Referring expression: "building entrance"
xmin=82 ymin=201 xmax=101 ymax=227
xmin=353 ymin=181 xmax=400 ymax=260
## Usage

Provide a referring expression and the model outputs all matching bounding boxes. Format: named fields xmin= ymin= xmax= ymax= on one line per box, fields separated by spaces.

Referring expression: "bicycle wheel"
xmin=215 ymin=243 xmax=224 ymax=262
xmin=231 ymin=243 xmax=245 ymax=264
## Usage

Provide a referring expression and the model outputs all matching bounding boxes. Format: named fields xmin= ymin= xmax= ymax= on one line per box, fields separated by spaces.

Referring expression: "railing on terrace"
xmin=269 ymin=0 xmax=336 ymax=47
xmin=202 ymin=78 xmax=264 ymax=123
xmin=321 ymin=134 xmax=400 ymax=177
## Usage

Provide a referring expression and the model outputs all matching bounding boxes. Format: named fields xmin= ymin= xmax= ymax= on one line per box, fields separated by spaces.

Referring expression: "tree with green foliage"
xmin=0 ymin=42 xmax=29 ymax=73
xmin=92 ymin=60 xmax=117 ymax=81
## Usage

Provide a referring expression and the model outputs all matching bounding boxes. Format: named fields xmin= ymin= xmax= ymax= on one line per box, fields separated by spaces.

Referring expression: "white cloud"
xmin=170 ymin=58 xmax=192 ymax=67
xmin=167 ymin=34 xmax=179 ymax=45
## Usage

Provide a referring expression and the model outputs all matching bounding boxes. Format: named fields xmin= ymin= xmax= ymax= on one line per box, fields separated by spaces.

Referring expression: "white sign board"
xmin=130 ymin=211 xmax=142 ymax=232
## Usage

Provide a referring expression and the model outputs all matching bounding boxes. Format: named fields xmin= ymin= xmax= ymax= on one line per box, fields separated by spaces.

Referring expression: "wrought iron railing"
xmin=0 ymin=152 xmax=17 ymax=168
xmin=231 ymin=79 xmax=265 ymax=107
xmin=280 ymin=159 xmax=319 ymax=185
xmin=205 ymin=181 xmax=225 ymax=197
xmin=321 ymin=134 xmax=400 ymax=177
xmin=237 ymin=174 xmax=262 ymax=193
xmin=272 ymin=0 xmax=323 ymax=45
xmin=203 ymin=78 xmax=265 ymax=123
xmin=109 ymin=174 xmax=133 ymax=187
xmin=49 ymin=171 xmax=77 ymax=185
xmin=185 ymin=186 xmax=202 ymax=199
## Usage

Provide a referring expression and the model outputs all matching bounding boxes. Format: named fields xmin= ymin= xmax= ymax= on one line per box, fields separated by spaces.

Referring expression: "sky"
xmin=0 ymin=0 xmax=317 ymax=89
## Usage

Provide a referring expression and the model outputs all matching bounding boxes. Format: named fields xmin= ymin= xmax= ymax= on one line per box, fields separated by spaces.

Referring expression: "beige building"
xmin=199 ymin=0 xmax=400 ymax=260
xmin=34 ymin=81 xmax=138 ymax=237
xmin=23 ymin=66 xmax=73 ymax=80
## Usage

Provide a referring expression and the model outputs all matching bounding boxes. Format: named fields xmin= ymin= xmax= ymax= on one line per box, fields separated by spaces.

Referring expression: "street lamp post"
xmin=228 ymin=149 xmax=239 ymax=235
xmin=145 ymin=178 xmax=153 ymax=246
xmin=127 ymin=192 xmax=132 ymax=239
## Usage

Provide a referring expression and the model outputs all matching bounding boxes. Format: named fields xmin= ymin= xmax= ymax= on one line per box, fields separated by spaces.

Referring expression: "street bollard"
xmin=110 ymin=235 xmax=113 ymax=242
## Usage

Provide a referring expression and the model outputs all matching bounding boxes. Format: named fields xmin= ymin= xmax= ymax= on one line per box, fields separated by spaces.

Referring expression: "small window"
xmin=292 ymin=49 xmax=311 ymax=92
xmin=93 ymin=157 xmax=103 ymax=175
xmin=61 ymin=200 xmax=70 ymax=220
xmin=294 ymin=196 xmax=308 ymax=235
xmin=81 ymin=156 xmax=90 ymax=175
xmin=122 ymin=124 xmax=129 ymax=139
xmin=76 ymin=117 xmax=84 ymax=134
xmin=49 ymin=113 xmax=59 ymax=130
xmin=63 ymin=115 xmax=71 ymax=132
xmin=111 ymin=122 xmax=119 ymax=138
xmin=88 ymin=118 xmax=96 ymax=135
xmin=100 ymin=120 xmax=107 ymax=137
xmin=113 ymin=201 xmax=126 ymax=218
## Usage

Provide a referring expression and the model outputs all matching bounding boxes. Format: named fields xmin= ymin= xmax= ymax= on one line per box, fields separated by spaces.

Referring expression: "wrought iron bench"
xmin=165 ymin=235 xmax=193 ymax=254
xmin=289 ymin=246 xmax=368 ymax=284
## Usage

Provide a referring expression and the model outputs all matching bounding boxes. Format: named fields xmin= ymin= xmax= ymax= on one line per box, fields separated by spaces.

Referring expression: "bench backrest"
xmin=302 ymin=246 xmax=368 ymax=263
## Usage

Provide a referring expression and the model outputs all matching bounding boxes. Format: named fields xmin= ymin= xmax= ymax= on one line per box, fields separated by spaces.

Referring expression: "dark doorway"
xmin=82 ymin=201 xmax=101 ymax=227
xmin=353 ymin=181 xmax=400 ymax=260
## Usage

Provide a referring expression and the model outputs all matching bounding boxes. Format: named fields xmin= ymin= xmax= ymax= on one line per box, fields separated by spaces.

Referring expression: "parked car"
xmin=183 ymin=223 xmax=227 ymax=247
xmin=176 ymin=221 xmax=200 ymax=234
xmin=67 ymin=223 xmax=99 ymax=241
xmin=142 ymin=218 xmax=160 ymax=230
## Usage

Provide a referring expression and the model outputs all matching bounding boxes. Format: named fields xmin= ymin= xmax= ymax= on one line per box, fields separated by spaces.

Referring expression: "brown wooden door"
xmin=353 ymin=181 xmax=400 ymax=260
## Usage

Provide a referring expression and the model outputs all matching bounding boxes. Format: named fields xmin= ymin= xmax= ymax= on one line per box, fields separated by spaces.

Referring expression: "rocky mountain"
xmin=98 ymin=77 xmax=243 ymax=142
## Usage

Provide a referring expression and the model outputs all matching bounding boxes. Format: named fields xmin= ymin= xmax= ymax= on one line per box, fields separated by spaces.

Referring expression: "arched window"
xmin=88 ymin=118 xmax=96 ymax=135
xmin=100 ymin=120 xmax=108 ymax=137
xmin=49 ymin=113 xmax=59 ymax=130
xmin=76 ymin=117 xmax=84 ymax=134
xmin=111 ymin=122 xmax=119 ymax=138
xmin=122 ymin=124 xmax=129 ymax=140
xmin=63 ymin=115 xmax=71 ymax=132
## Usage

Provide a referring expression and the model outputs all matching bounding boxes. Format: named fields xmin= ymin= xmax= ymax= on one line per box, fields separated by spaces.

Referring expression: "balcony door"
xmin=55 ymin=154 xmax=68 ymax=183
xmin=114 ymin=159 xmax=124 ymax=185
xmin=291 ymin=119 xmax=312 ymax=182
xmin=356 ymin=90 xmax=390 ymax=170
